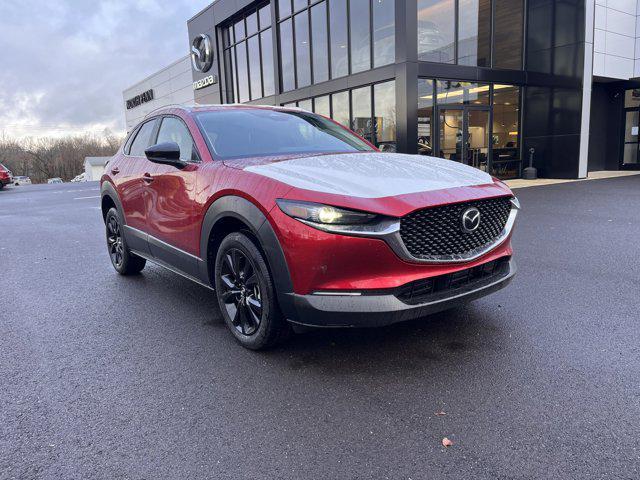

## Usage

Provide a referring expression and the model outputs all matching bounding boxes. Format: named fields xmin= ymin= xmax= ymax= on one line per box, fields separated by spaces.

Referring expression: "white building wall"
xmin=593 ymin=0 xmax=639 ymax=79
xmin=122 ymin=55 xmax=193 ymax=132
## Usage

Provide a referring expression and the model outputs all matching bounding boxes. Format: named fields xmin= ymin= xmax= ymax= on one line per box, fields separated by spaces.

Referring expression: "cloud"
xmin=0 ymin=0 xmax=203 ymax=139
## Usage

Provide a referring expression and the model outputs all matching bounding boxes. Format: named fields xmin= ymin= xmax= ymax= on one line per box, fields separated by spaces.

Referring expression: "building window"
xmin=350 ymin=0 xmax=371 ymax=73
xmin=417 ymin=78 xmax=521 ymax=179
xmin=351 ymin=85 xmax=373 ymax=141
xmin=417 ymin=0 xmax=455 ymax=64
xmin=418 ymin=79 xmax=435 ymax=155
xmin=278 ymin=0 xmax=394 ymax=92
xmin=223 ymin=3 xmax=275 ymax=102
xmin=313 ymin=95 xmax=330 ymax=117
xmin=373 ymin=0 xmax=395 ymax=68
xmin=458 ymin=0 xmax=491 ymax=67
xmin=418 ymin=0 xmax=524 ymax=70
xmin=261 ymin=30 xmax=276 ymax=96
xmin=279 ymin=19 xmax=295 ymax=91
xmin=294 ymin=11 xmax=311 ymax=88
xmin=374 ymin=81 xmax=396 ymax=151
xmin=284 ymin=81 xmax=396 ymax=150
xmin=330 ymin=0 xmax=349 ymax=79
xmin=311 ymin=2 xmax=329 ymax=83
xmin=491 ymin=84 xmax=521 ymax=177
xmin=331 ymin=90 xmax=350 ymax=127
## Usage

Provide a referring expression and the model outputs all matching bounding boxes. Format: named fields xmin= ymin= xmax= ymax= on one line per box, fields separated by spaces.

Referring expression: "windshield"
xmin=195 ymin=109 xmax=374 ymax=160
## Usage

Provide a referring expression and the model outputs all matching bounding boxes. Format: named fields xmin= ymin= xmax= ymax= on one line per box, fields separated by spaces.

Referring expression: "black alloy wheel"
xmin=104 ymin=207 xmax=146 ymax=275
xmin=219 ymin=248 xmax=263 ymax=336
xmin=107 ymin=215 xmax=124 ymax=269
xmin=214 ymin=232 xmax=291 ymax=350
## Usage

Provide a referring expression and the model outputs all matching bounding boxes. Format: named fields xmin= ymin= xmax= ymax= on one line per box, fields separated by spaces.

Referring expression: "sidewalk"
xmin=505 ymin=170 xmax=640 ymax=189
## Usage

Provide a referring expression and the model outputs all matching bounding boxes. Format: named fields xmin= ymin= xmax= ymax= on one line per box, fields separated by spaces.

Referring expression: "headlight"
xmin=276 ymin=199 xmax=377 ymax=225
xmin=276 ymin=199 xmax=399 ymax=237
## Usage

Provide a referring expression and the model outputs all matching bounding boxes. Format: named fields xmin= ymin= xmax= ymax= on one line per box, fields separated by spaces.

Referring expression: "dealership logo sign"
xmin=193 ymin=74 xmax=218 ymax=90
xmin=461 ymin=207 xmax=481 ymax=233
xmin=126 ymin=89 xmax=154 ymax=110
xmin=191 ymin=34 xmax=213 ymax=72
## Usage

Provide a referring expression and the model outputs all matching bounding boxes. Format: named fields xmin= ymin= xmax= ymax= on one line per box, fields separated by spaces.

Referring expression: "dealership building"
xmin=123 ymin=0 xmax=640 ymax=179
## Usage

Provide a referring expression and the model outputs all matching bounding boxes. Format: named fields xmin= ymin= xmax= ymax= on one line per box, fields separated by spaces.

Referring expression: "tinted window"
xmin=294 ymin=11 xmax=310 ymax=88
xmin=196 ymin=109 xmax=373 ymax=159
xmin=246 ymin=11 xmax=258 ymax=36
xmin=311 ymin=2 xmax=329 ymax=83
xmin=418 ymin=0 xmax=455 ymax=64
xmin=129 ymin=120 xmax=156 ymax=157
xmin=330 ymin=0 xmax=348 ymax=78
xmin=279 ymin=19 xmax=295 ymax=91
xmin=259 ymin=5 xmax=271 ymax=28
xmin=279 ymin=0 xmax=291 ymax=19
xmin=349 ymin=0 xmax=371 ymax=73
xmin=331 ymin=91 xmax=350 ymax=127
xmin=261 ymin=31 xmax=275 ymax=96
xmin=156 ymin=117 xmax=197 ymax=162
xmin=236 ymin=42 xmax=249 ymax=102
xmin=373 ymin=0 xmax=395 ymax=67
xmin=248 ymin=35 xmax=262 ymax=99
xmin=351 ymin=86 xmax=372 ymax=142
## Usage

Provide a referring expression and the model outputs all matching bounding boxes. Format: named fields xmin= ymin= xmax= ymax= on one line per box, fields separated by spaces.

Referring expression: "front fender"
xmin=199 ymin=196 xmax=296 ymax=320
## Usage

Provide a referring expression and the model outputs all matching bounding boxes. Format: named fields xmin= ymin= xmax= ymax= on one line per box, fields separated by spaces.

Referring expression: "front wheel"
xmin=214 ymin=232 xmax=291 ymax=350
xmin=105 ymin=208 xmax=146 ymax=275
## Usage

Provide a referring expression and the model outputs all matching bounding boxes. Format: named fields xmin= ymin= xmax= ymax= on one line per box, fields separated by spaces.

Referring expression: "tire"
xmin=0 ymin=183 xmax=4 ymax=190
xmin=214 ymin=232 xmax=291 ymax=350
xmin=105 ymin=207 xmax=146 ymax=275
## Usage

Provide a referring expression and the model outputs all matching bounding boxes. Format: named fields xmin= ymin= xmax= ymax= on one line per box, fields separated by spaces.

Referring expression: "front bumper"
xmin=286 ymin=257 xmax=516 ymax=328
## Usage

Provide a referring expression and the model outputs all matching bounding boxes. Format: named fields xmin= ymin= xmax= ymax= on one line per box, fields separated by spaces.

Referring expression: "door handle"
xmin=111 ymin=167 xmax=120 ymax=175
xmin=142 ymin=173 xmax=154 ymax=184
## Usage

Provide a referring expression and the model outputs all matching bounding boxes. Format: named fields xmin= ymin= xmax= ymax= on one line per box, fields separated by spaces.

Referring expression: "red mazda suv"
xmin=101 ymin=105 xmax=519 ymax=349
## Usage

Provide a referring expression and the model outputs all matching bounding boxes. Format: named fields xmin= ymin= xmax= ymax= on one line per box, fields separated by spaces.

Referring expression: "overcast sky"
xmin=0 ymin=0 xmax=205 ymax=140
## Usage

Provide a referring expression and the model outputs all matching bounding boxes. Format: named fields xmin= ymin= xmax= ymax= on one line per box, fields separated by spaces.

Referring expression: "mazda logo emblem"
xmin=191 ymin=34 xmax=213 ymax=72
xmin=461 ymin=207 xmax=481 ymax=233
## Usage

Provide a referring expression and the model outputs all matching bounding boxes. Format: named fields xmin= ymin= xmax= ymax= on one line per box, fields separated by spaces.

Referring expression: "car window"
xmin=129 ymin=120 xmax=157 ymax=157
xmin=156 ymin=117 xmax=197 ymax=162
xmin=195 ymin=109 xmax=374 ymax=160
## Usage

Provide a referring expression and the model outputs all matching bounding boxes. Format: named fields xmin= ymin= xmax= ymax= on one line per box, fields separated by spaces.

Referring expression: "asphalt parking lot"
xmin=1 ymin=177 xmax=639 ymax=479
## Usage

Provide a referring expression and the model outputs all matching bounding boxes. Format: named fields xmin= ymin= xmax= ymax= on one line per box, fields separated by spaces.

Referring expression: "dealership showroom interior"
xmin=3 ymin=0 xmax=640 ymax=478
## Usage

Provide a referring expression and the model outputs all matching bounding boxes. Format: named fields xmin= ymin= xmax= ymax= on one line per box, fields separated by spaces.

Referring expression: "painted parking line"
xmin=74 ymin=195 xmax=100 ymax=200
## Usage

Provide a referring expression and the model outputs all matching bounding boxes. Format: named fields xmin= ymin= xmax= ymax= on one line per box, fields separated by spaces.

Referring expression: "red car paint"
xmin=103 ymin=106 xmax=515 ymax=298
xmin=0 ymin=164 xmax=12 ymax=187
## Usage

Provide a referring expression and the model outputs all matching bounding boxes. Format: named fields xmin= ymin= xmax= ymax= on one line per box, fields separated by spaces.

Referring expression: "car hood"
xmin=241 ymin=152 xmax=493 ymax=198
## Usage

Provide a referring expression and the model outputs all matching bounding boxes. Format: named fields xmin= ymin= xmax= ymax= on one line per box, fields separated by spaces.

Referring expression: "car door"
xmin=116 ymin=118 xmax=159 ymax=253
xmin=144 ymin=115 xmax=201 ymax=277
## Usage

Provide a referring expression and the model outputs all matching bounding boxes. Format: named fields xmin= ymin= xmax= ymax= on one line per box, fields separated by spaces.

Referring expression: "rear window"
xmin=195 ymin=109 xmax=374 ymax=160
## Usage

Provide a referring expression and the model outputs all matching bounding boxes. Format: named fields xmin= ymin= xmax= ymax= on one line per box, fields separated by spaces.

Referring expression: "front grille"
xmin=400 ymin=197 xmax=512 ymax=259
xmin=396 ymin=257 xmax=511 ymax=305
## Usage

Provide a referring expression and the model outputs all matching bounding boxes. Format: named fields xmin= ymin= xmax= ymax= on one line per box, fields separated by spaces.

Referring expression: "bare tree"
xmin=0 ymin=132 xmax=124 ymax=183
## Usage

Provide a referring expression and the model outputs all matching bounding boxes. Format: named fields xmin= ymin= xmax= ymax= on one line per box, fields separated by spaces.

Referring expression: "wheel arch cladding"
xmin=100 ymin=182 xmax=123 ymax=222
xmin=200 ymin=196 xmax=296 ymax=320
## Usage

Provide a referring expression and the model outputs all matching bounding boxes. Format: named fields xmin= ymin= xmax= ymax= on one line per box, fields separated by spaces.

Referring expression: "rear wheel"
xmin=105 ymin=207 xmax=146 ymax=275
xmin=214 ymin=232 xmax=290 ymax=350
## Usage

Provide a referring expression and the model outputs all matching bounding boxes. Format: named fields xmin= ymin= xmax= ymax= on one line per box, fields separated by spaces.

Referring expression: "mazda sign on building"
xmin=191 ymin=34 xmax=213 ymax=72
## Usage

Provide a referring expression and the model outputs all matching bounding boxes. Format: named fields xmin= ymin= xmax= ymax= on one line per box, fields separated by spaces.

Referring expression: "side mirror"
xmin=145 ymin=142 xmax=186 ymax=169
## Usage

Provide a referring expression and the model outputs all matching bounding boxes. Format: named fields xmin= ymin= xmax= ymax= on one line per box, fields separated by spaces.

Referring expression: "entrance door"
xmin=438 ymin=107 xmax=490 ymax=171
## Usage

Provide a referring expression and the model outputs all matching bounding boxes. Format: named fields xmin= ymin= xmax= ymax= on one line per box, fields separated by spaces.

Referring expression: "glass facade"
xmin=216 ymin=0 xmax=532 ymax=178
xmin=223 ymin=2 xmax=275 ymax=102
xmin=418 ymin=0 xmax=524 ymax=69
xmin=278 ymin=0 xmax=395 ymax=91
